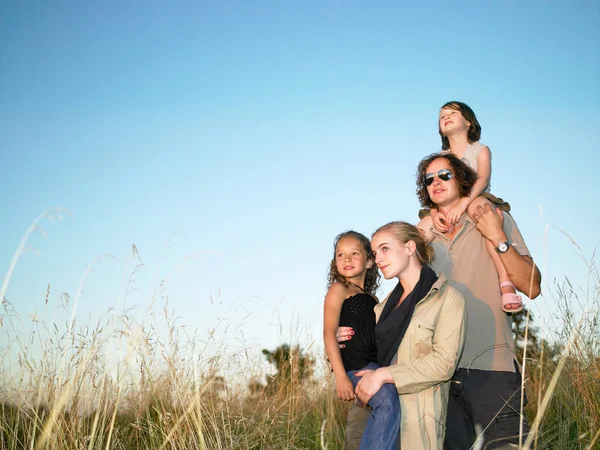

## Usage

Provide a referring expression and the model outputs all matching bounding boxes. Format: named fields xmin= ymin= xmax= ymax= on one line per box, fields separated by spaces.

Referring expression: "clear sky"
xmin=1 ymin=1 xmax=599 ymax=371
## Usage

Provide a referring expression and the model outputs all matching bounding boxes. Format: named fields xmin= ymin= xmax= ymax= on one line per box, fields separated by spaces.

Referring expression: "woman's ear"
xmin=366 ymin=258 xmax=374 ymax=269
xmin=405 ymin=240 xmax=417 ymax=256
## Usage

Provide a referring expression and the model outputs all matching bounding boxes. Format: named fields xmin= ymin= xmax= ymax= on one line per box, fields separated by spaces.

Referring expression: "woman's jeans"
xmin=347 ymin=362 xmax=401 ymax=450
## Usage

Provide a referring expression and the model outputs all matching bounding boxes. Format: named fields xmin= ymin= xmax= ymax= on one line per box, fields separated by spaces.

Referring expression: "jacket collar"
xmin=374 ymin=272 xmax=448 ymax=314
xmin=417 ymin=273 xmax=448 ymax=305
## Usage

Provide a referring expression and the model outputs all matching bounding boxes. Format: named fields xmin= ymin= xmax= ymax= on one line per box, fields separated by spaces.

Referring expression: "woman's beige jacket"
xmin=374 ymin=274 xmax=466 ymax=450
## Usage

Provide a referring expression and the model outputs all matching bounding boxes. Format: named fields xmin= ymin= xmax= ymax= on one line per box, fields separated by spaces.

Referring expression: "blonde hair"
xmin=372 ymin=221 xmax=434 ymax=264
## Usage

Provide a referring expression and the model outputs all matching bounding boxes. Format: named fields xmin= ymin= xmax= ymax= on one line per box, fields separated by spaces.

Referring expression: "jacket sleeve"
xmin=389 ymin=287 xmax=466 ymax=394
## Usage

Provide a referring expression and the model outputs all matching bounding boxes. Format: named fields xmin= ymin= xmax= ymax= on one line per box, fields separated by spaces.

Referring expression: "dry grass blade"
xmin=2 ymin=226 xmax=598 ymax=449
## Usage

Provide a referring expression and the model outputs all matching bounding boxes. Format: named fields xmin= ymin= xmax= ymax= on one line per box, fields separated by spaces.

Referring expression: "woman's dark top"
xmin=339 ymin=293 xmax=378 ymax=371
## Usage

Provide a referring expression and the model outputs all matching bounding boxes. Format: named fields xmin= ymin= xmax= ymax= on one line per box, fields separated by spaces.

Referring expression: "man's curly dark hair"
xmin=416 ymin=153 xmax=477 ymax=210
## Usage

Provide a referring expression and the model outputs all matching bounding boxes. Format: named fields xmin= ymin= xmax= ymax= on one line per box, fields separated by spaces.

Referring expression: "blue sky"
xmin=1 ymin=1 xmax=599 ymax=368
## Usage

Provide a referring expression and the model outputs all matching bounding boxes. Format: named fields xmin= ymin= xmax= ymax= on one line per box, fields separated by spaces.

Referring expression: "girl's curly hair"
xmin=326 ymin=231 xmax=380 ymax=296
xmin=416 ymin=153 xmax=477 ymax=209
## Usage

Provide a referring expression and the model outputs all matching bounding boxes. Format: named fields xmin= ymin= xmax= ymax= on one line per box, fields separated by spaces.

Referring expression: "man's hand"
xmin=473 ymin=203 xmax=542 ymax=299
xmin=354 ymin=369 xmax=384 ymax=404
xmin=472 ymin=203 xmax=506 ymax=245
xmin=431 ymin=209 xmax=451 ymax=233
xmin=335 ymin=374 xmax=356 ymax=401
xmin=336 ymin=326 xmax=354 ymax=349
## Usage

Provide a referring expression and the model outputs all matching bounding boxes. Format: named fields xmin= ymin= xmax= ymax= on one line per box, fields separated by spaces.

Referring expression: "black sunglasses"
xmin=424 ymin=169 xmax=453 ymax=186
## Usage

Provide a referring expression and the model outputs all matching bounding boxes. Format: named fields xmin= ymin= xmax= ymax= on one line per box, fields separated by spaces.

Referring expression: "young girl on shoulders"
xmin=417 ymin=101 xmax=523 ymax=313
xmin=323 ymin=231 xmax=400 ymax=450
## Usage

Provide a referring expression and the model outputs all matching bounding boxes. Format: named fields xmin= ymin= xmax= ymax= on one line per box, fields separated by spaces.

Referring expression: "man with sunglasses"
xmin=416 ymin=152 xmax=542 ymax=449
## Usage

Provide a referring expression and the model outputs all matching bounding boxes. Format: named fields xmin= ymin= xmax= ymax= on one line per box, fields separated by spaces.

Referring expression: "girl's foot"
xmin=500 ymin=281 xmax=523 ymax=314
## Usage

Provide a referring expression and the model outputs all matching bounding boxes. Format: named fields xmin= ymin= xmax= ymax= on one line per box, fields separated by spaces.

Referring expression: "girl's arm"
xmin=446 ymin=146 xmax=491 ymax=225
xmin=429 ymin=208 xmax=451 ymax=234
xmin=323 ymin=283 xmax=355 ymax=401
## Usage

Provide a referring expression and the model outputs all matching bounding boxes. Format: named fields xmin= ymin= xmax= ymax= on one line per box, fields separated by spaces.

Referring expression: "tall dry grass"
xmin=1 ymin=215 xmax=598 ymax=449
xmin=1 ymin=286 xmax=352 ymax=450
xmin=520 ymin=275 xmax=600 ymax=450
xmin=2 ymin=275 xmax=598 ymax=449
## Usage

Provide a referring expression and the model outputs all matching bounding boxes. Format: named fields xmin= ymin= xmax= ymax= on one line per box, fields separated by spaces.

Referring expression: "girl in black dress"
xmin=323 ymin=231 xmax=400 ymax=450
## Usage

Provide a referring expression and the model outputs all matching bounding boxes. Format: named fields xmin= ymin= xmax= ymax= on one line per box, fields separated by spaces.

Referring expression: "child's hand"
xmin=335 ymin=374 xmax=356 ymax=401
xmin=446 ymin=202 xmax=468 ymax=226
xmin=431 ymin=209 xmax=451 ymax=233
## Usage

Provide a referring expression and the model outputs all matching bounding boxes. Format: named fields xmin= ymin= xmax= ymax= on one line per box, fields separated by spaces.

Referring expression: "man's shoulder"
xmin=502 ymin=210 xmax=519 ymax=226
xmin=501 ymin=211 xmax=524 ymax=236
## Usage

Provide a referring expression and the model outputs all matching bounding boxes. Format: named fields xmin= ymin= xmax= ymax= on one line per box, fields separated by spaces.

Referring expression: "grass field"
xmin=1 ymin=221 xmax=598 ymax=449
xmin=2 ymin=280 xmax=598 ymax=450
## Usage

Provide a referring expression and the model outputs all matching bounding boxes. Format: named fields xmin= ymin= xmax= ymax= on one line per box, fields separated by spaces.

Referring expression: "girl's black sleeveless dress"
xmin=339 ymin=293 xmax=378 ymax=371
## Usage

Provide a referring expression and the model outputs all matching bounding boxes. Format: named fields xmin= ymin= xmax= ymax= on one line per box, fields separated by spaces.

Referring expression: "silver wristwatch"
xmin=495 ymin=240 xmax=510 ymax=253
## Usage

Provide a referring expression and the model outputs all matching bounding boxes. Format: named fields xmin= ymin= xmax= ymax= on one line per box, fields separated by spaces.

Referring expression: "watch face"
xmin=498 ymin=242 xmax=509 ymax=252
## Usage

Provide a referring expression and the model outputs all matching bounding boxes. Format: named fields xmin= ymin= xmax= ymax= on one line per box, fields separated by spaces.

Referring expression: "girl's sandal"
xmin=500 ymin=281 xmax=523 ymax=314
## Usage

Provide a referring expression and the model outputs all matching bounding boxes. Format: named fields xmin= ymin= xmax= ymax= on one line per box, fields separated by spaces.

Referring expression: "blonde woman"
xmin=338 ymin=221 xmax=466 ymax=449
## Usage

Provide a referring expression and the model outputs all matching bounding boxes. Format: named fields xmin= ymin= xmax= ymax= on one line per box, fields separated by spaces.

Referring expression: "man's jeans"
xmin=347 ymin=362 xmax=401 ymax=450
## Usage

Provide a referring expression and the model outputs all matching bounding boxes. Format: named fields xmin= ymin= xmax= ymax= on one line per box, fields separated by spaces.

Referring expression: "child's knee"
xmin=467 ymin=196 xmax=494 ymax=217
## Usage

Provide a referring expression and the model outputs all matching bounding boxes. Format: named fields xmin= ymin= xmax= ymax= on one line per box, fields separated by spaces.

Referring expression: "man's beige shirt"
xmin=429 ymin=212 xmax=531 ymax=372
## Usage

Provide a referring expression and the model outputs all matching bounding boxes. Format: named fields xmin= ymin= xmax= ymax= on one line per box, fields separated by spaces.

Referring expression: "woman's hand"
xmin=336 ymin=326 xmax=354 ymax=349
xmin=355 ymin=368 xmax=386 ymax=404
xmin=335 ymin=374 xmax=356 ymax=401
